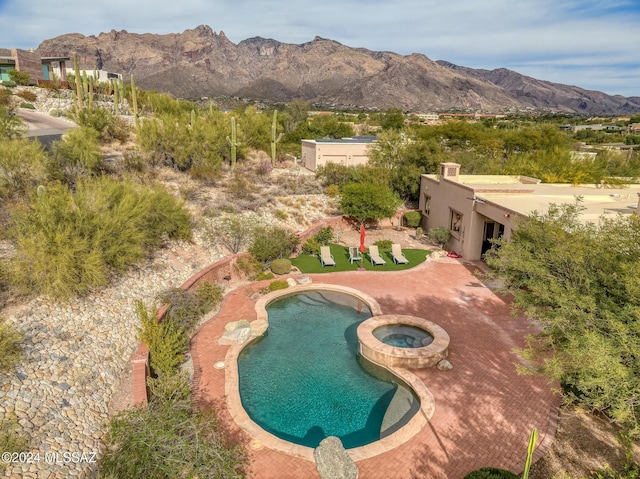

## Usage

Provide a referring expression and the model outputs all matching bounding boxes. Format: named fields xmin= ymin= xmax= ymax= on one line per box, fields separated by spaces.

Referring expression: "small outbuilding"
xmin=301 ymin=136 xmax=376 ymax=172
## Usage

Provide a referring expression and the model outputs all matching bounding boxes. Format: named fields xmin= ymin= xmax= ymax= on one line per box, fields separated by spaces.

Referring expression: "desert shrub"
xmin=68 ymin=106 xmax=129 ymax=143
xmin=232 ymin=253 xmax=262 ymax=280
xmin=51 ymin=126 xmax=103 ymax=180
xmin=373 ymin=239 xmax=393 ymax=249
xmin=249 ymin=225 xmax=299 ymax=264
xmin=189 ymin=160 xmax=221 ymax=183
xmin=6 ymin=178 xmax=191 ymax=299
xmin=7 ymin=70 xmax=30 ymax=86
xmin=103 ymin=113 xmax=130 ymax=143
xmin=121 ymin=149 xmax=148 ymax=174
xmin=19 ymin=102 xmax=34 ymax=109
xmin=158 ymin=289 xmax=205 ymax=334
xmin=415 ymin=226 xmax=423 ymax=239
xmin=301 ymin=226 xmax=333 ymax=254
xmin=270 ymin=258 xmax=291 ymax=275
xmin=0 ymin=317 xmax=22 ymax=372
xmin=136 ymin=300 xmax=187 ymax=377
xmin=463 ymin=467 xmax=519 ymax=479
xmin=0 ymin=89 xmax=11 ymax=107
xmin=273 ymin=174 xmax=323 ymax=195
xmin=1 ymin=81 xmax=16 ymax=88
xmin=268 ymin=280 xmax=289 ymax=291
xmin=195 ymin=282 xmax=224 ymax=313
xmin=252 ymin=160 xmax=272 ymax=180
xmin=274 ymin=210 xmax=288 ymax=220
xmin=428 ymin=226 xmax=451 ymax=246
xmin=16 ymin=90 xmax=36 ymax=102
xmin=157 ymin=283 xmax=222 ymax=333
xmin=0 ymin=138 xmax=49 ymax=199
xmin=324 ymin=184 xmax=340 ymax=197
xmin=403 ymin=211 xmax=422 ymax=228
xmin=255 ymin=271 xmax=274 ymax=281
xmin=301 ymin=236 xmax=321 ymax=255
xmin=48 ymin=108 xmax=63 ymax=117
xmin=0 ymin=106 xmax=27 ymax=140
xmin=147 ymin=371 xmax=192 ymax=404
xmin=0 ymin=420 xmax=28 ymax=473
xmin=100 ymin=394 xmax=247 ymax=479
xmin=316 ymin=163 xmax=353 ymax=188
xmin=315 ymin=226 xmax=334 ymax=245
xmin=205 ymin=214 xmax=254 ymax=254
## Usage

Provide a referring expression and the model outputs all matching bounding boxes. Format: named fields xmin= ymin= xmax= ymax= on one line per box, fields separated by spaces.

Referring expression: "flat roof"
xmin=482 ymin=184 xmax=640 ymax=223
xmin=304 ymin=136 xmax=377 ymax=144
xmin=423 ymin=173 xmax=640 ymax=223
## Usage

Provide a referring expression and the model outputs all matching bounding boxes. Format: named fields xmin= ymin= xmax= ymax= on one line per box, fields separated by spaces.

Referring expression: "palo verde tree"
xmin=485 ymin=202 xmax=640 ymax=437
xmin=339 ymin=182 xmax=402 ymax=226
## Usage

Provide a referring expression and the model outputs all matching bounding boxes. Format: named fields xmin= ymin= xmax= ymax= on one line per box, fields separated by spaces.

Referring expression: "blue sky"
xmin=1 ymin=0 xmax=639 ymax=97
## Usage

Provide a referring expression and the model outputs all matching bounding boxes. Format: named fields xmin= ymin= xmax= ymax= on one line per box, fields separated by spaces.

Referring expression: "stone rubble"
xmin=0 ymin=241 xmax=222 ymax=479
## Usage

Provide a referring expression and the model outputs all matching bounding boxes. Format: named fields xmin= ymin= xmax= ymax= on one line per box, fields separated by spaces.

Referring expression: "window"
xmin=450 ymin=210 xmax=463 ymax=235
xmin=423 ymin=194 xmax=431 ymax=216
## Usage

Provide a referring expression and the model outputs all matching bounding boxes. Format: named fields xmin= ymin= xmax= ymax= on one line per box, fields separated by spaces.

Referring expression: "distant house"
xmin=62 ymin=68 xmax=122 ymax=82
xmin=301 ymin=136 xmax=377 ymax=172
xmin=419 ymin=162 xmax=640 ymax=260
xmin=0 ymin=48 xmax=69 ymax=84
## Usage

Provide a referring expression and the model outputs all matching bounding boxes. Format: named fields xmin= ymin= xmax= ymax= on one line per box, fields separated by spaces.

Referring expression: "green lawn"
xmin=291 ymin=244 xmax=430 ymax=273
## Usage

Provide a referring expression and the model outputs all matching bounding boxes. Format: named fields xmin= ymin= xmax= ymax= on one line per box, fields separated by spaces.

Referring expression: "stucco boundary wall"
xmin=131 ymin=209 xmax=414 ymax=405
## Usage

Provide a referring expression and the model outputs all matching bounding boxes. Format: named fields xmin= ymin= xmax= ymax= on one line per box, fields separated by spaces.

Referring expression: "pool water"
xmin=238 ymin=292 xmax=413 ymax=449
xmin=373 ymin=324 xmax=434 ymax=348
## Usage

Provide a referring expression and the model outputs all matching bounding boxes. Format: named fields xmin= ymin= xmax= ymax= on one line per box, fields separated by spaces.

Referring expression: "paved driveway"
xmin=191 ymin=257 xmax=560 ymax=479
xmin=17 ymin=109 xmax=76 ymax=148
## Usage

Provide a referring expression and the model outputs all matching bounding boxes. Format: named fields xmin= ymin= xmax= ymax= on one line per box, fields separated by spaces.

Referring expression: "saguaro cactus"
xmin=130 ymin=74 xmax=139 ymax=127
xmin=226 ymin=116 xmax=241 ymax=169
xmin=73 ymin=53 xmax=83 ymax=110
xmin=87 ymin=75 xmax=94 ymax=111
xmin=112 ymin=78 xmax=119 ymax=115
xmin=270 ymin=110 xmax=284 ymax=166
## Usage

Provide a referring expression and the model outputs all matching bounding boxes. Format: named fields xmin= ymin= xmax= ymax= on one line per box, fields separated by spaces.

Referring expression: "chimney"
xmin=440 ymin=162 xmax=461 ymax=182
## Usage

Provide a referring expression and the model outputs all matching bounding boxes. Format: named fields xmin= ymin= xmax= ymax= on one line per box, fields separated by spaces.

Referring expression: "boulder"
xmin=297 ymin=275 xmax=312 ymax=285
xmin=437 ymin=359 xmax=453 ymax=371
xmin=219 ymin=327 xmax=251 ymax=345
xmin=314 ymin=436 xmax=358 ymax=479
xmin=286 ymin=278 xmax=297 ymax=287
xmin=225 ymin=319 xmax=251 ymax=332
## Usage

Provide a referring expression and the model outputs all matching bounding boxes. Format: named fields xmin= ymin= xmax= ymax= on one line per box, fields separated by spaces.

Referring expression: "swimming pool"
xmin=237 ymin=291 xmax=419 ymax=449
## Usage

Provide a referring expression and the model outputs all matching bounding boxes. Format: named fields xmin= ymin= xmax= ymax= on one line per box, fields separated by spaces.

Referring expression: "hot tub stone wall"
xmin=357 ymin=315 xmax=450 ymax=369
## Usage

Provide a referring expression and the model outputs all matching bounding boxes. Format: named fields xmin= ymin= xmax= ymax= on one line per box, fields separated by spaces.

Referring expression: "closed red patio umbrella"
xmin=359 ymin=224 xmax=366 ymax=253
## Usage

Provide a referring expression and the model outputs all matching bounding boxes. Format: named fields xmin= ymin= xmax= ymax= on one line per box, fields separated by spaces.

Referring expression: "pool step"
xmin=380 ymin=385 xmax=420 ymax=438
xmin=296 ymin=292 xmax=333 ymax=307
xmin=297 ymin=292 xmax=369 ymax=315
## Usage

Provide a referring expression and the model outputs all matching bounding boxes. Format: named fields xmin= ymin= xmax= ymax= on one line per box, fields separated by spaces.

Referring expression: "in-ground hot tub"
xmin=358 ymin=315 xmax=449 ymax=369
xmin=373 ymin=324 xmax=434 ymax=348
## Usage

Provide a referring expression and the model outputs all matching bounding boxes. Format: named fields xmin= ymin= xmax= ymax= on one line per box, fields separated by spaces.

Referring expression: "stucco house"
xmin=301 ymin=136 xmax=376 ymax=172
xmin=419 ymin=162 xmax=640 ymax=260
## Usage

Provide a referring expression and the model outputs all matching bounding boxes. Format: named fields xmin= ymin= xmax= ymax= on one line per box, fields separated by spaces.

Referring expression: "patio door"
xmin=481 ymin=222 xmax=504 ymax=257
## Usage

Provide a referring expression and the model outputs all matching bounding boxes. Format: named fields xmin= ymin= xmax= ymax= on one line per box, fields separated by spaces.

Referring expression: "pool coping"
xmin=224 ymin=283 xmax=435 ymax=462
xmin=358 ymin=314 xmax=450 ymax=369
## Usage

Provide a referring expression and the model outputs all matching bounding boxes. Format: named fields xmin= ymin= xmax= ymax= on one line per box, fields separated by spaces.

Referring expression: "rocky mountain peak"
xmin=34 ymin=25 xmax=640 ymax=114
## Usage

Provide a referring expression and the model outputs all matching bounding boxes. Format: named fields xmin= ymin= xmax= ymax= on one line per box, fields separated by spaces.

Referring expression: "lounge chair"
xmin=391 ymin=243 xmax=409 ymax=264
xmin=349 ymin=246 xmax=362 ymax=264
xmin=320 ymin=245 xmax=336 ymax=267
xmin=368 ymin=245 xmax=386 ymax=267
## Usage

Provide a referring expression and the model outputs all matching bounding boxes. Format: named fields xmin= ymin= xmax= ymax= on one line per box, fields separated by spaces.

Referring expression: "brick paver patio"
xmin=191 ymin=256 xmax=560 ymax=479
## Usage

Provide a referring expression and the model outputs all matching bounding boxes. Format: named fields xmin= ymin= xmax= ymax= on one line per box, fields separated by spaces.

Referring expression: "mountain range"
xmin=36 ymin=25 xmax=640 ymax=115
